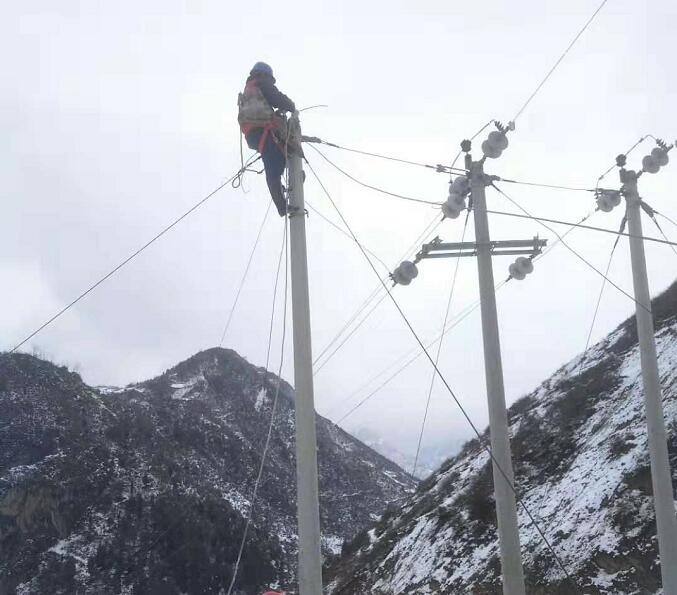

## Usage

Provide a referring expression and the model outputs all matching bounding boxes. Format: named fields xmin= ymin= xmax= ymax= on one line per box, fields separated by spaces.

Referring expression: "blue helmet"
xmin=251 ymin=62 xmax=273 ymax=78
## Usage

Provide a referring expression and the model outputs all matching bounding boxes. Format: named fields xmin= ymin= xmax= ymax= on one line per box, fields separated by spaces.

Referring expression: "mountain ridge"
xmin=0 ymin=346 xmax=415 ymax=595
xmin=326 ymin=279 xmax=677 ymax=594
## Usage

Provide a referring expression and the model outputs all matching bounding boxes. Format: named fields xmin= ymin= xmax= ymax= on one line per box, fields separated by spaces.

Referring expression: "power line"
xmin=312 ymin=213 xmax=441 ymax=377
xmin=512 ymin=0 xmax=609 ymax=122
xmin=219 ymin=200 xmax=273 ymax=346
xmin=334 ymin=293 xmax=491 ymax=424
xmin=226 ymin=217 xmax=289 ymax=595
xmin=449 ymin=120 xmax=496 ymax=171
xmin=305 ymin=200 xmax=390 ymax=272
xmin=307 ymin=144 xmax=443 ymax=206
xmin=309 ymin=137 xmax=466 ymax=174
xmin=645 ymin=209 xmax=677 ymax=259
xmin=412 ymin=211 xmax=469 ymax=478
xmin=492 ymin=184 xmax=650 ymax=314
xmin=654 ymin=209 xmax=677 ymax=229
xmin=497 ymin=177 xmax=596 ymax=193
xmin=486 ymin=207 xmax=677 ymax=248
xmin=582 ymin=217 xmax=625 ymax=353
xmin=9 ymin=156 xmax=261 ymax=354
xmin=305 ymin=155 xmax=579 ymax=590
xmin=333 ymin=207 xmax=598 ymax=423
xmin=314 ymin=290 xmax=390 ymax=374
xmin=596 ymin=136 xmax=652 ymax=186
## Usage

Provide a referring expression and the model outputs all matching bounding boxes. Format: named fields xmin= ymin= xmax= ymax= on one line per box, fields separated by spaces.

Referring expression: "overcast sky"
xmin=2 ymin=0 xmax=676 ymax=461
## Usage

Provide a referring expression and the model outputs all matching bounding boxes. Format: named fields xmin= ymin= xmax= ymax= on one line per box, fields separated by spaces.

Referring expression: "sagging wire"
xmin=226 ymin=215 xmax=290 ymax=595
xmin=9 ymin=155 xmax=261 ymax=354
xmin=304 ymin=137 xmax=466 ymax=175
xmin=641 ymin=201 xmax=677 ymax=259
xmin=333 ymin=207 xmax=598 ymax=423
xmin=485 ymin=208 xmax=677 ymax=248
xmin=307 ymin=144 xmax=443 ymax=207
xmin=511 ymin=0 xmax=609 ymax=123
xmin=596 ymin=136 xmax=655 ymax=189
xmin=312 ymin=213 xmax=441 ymax=377
xmin=496 ymin=177 xmax=596 ymax=193
xmin=491 ymin=184 xmax=650 ymax=315
xmin=219 ymin=201 xmax=273 ymax=346
xmin=412 ymin=210 xmax=469 ymax=478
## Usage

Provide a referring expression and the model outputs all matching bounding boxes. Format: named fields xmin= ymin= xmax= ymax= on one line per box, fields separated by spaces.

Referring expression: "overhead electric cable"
xmin=219 ymin=200 xmax=273 ymax=346
xmin=412 ymin=211 xmax=469 ymax=477
xmin=334 ymin=208 xmax=598 ymax=421
xmin=654 ymin=209 xmax=677 ymax=229
xmin=307 ymin=144 xmax=443 ymax=206
xmin=305 ymin=156 xmax=579 ymax=590
xmin=226 ymin=216 xmax=290 ymax=595
xmin=512 ymin=0 xmax=609 ymax=122
xmin=312 ymin=213 xmax=441 ymax=375
xmin=582 ymin=217 xmax=626 ymax=354
xmin=486 ymin=208 xmax=677 ymax=248
xmin=449 ymin=120 xmax=496 ymax=171
xmin=497 ymin=178 xmax=596 ymax=192
xmin=9 ymin=156 xmax=261 ymax=354
xmin=596 ymin=136 xmax=652 ymax=186
xmin=314 ymin=290 xmax=391 ymax=374
xmin=305 ymin=200 xmax=390 ymax=272
xmin=645 ymin=209 xmax=677 ymax=259
xmin=492 ymin=184 xmax=649 ymax=313
xmin=311 ymin=138 xmax=466 ymax=174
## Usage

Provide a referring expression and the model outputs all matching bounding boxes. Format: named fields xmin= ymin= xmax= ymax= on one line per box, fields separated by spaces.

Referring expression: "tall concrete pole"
xmin=621 ymin=169 xmax=677 ymax=594
xmin=287 ymin=114 xmax=324 ymax=595
xmin=470 ymin=158 xmax=526 ymax=595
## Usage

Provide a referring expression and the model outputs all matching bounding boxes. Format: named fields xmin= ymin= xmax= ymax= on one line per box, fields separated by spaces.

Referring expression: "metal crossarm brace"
xmin=417 ymin=237 xmax=547 ymax=260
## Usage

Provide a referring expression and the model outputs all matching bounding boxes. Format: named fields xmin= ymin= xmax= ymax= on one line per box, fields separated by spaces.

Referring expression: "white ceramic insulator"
xmin=486 ymin=130 xmax=509 ymax=151
xmin=442 ymin=201 xmax=462 ymax=219
xmin=597 ymin=195 xmax=614 ymax=212
xmin=481 ymin=140 xmax=501 ymax=159
xmin=451 ymin=175 xmax=469 ymax=194
xmin=509 ymin=263 xmax=526 ymax=281
xmin=399 ymin=261 xmax=418 ymax=283
xmin=514 ymin=257 xmax=533 ymax=275
xmin=652 ymin=147 xmax=669 ymax=167
xmin=643 ymin=155 xmax=660 ymax=174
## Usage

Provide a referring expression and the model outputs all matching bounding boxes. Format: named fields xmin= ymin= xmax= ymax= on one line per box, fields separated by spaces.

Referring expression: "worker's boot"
xmin=267 ymin=177 xmax=287 ymax=217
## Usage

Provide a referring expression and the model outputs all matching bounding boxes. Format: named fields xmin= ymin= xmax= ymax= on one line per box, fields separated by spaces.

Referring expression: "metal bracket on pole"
xmin=417 ymin=237 xmax=546 ymax=260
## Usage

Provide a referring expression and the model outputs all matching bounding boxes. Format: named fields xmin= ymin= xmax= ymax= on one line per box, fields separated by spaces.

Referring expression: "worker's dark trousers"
xmin=246 ymin=130 xmax=287 ymax=217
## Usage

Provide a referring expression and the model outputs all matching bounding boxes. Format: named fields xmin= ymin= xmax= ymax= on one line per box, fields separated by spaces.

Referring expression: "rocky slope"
xmin=0 ymin=347 xmax=414 ymax=595
xmin=326 ymin=280 xmax=677 ymax=594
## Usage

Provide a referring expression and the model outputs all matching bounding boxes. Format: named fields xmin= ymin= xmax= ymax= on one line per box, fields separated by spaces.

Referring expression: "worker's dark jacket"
xmin=246 ymin=73 xmax=296 ymax=114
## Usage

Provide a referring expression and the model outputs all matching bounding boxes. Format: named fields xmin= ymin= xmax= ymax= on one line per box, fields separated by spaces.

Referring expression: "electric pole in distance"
xmin=287 ymin=113 xmax=324 ymax=595
xmin=602 ymin=140 xmax=677 ymax=594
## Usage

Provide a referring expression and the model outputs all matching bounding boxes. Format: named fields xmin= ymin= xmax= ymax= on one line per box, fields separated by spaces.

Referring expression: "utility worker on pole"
xmin=238 ymin=62 xmax=297 ymax=217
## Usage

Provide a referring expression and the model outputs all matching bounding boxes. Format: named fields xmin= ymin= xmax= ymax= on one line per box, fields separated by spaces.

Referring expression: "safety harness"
xmin=238 ymin=79 xmax=286 ymax=153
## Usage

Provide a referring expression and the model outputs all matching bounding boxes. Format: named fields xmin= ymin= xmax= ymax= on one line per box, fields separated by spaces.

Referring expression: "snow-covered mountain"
xmin=0 ymin=347 xmax=415 ymax=595
xmin=326 ymin=279 xmax=677 ymax=594
xmin=352 ymin=427 xmax=466 ymax=480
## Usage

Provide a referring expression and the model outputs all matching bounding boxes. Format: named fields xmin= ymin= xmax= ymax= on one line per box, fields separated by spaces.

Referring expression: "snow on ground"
xmin=254 ymin=387 xmax=268 ymax=412
xmin=345 ymin=314 xmax=677 ymax=593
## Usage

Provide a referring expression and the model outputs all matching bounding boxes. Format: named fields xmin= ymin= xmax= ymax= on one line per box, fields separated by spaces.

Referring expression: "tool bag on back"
xmin=238 ymin=81 xmax=301 ymax=155
xmin=238 ymin=82 xmax=275 ymax=129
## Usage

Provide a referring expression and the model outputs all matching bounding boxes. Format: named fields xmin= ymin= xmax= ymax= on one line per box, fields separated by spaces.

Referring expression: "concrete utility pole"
xmin=469 ymin=157 xmax=527 ymax=595
xmin=287 ymin=114 xmax=323 ymax=595
xmin=620 ymin=164 xmax=677 ymax=594
xmin=411 ymin=131 xmax=537 ymax=594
